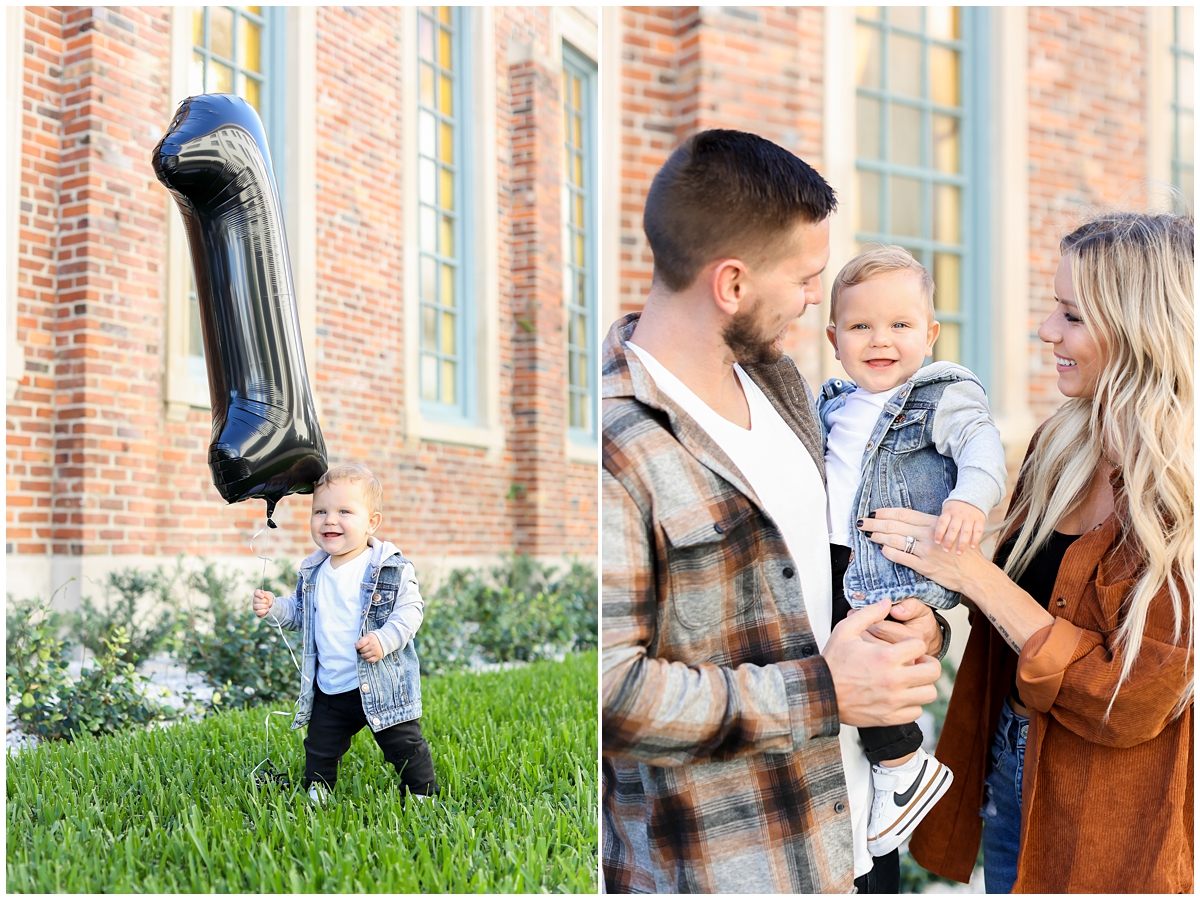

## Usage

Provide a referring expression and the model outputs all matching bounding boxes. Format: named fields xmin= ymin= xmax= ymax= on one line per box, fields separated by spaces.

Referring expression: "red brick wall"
xmin=1025 ymin=6 xmax=1152 ymax=425
xmin=7 ymin=6 xmax=597 ymax=593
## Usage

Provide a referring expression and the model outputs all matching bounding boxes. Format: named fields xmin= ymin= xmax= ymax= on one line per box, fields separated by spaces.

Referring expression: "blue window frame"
xmin=853 ymin=6 xmax=990 ymax=388
xmin=563 ymin=45 xmax=597 ymax=445
xmin=187 ymin=6 xmax=286 ymax=380
xmin=1172 ymin=7 xmax=1194 ymax=208
xmin=417 ymin=6 xmax=474 ymax=422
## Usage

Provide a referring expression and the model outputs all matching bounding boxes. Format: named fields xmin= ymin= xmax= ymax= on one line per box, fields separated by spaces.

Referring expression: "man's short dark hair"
xmin=643 ymin=129 xmax=837 ymax=292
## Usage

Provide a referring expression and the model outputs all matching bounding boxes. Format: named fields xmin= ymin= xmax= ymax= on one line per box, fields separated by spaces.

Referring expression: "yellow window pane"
xmin=890 ymin=7 xmax=922 ymax=31
xmin=572 ymin=75 xmax=581 ymax=108
xmin=210 ymin=6 xmax=233 ymax=59
xmin=576 ymin=272 xmax=587 ymax=307
xmin=193 ymin=9 xmax=204 ymax=46
xmin=191 ymin=51 xmax=205 ymax=96
xmin=440 ymin=215 xmax=455 ymax=257
xmin=420 ymin=62 xmax=435 ymax=108
xmin=579 ymin=393 xmax=590 ymax=427
xmin=419 ymin=15 xmax=434 ymax=60
xmin=889 ymin=35 xmax=922 ymax=97
xmin=934 ymin=184 xmax=961 ymax=244
xmin=855 ymin=169 xmax=881 ymax=233
xmin=438 ymin=6 xmax=452 ymax=25
xmin=211 ymin=61 xmax=234 ymax=94
xmin=856 ymin=6 xmax=881 ymax=20
xmin=933 ymin=253 xmax=961 ymax=313
xmin=575 ymin=232 xmax=585 ymax=267
xmin=857 ymin=95 xmax=882 ymax=159
xmin=890 ymin=176 xmax=922 ymax=236
xmin=855 ymin=24 xmax=882 ymax=88
xmin=242 ymin=75 xmax=261 ymax=112
xmin=238 ymin=16 xmax=261 ymax=72
xmin=440 ymin=122 xmax=455 ymax=164
xmin=933 ymin=114 xmax=960 ymax=173
xmin=422 ymin=305 xmax=437 ymax=346
xmin=440 ymin=264 xmax=455 ymax=309
xmin=573 ymin=193 xmax=584 ymax=227
xmin=438 ymin=27 xmax=452 ymax=70
xmin=440 ymin=311 xmax=456 ymax=354
xmin=440 ymin=167 xmax=455 ymax=210
xmin=574 ymin=153 xmax=583 ymax=186
xmin=890 ymin=103 xmax=922 ymax=166
xmin=245 ymin=6 xmax=262 ymax=15
xmin=934 ymin=322 xmax=960 ymax=363
xmin=572 ymin=114 xmax=582 ymax=148
xmin=928 ymin=6 xmax=959 ymax=40
xmin=440 ymin=359 xmax=455 ymax=404
xmin=420 ymin=256 xmax=437 ymax=304
xmin=439 ymin=73 xmax=453 ymax=116
xmin=931 ymin=46 xmax=960 ymax=106
xmin=421 ymin=354 xmax=438 ymax=401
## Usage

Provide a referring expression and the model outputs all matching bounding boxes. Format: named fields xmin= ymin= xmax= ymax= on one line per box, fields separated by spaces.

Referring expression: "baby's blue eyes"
xmin=849 ymin=323 xmax=910 ymax=330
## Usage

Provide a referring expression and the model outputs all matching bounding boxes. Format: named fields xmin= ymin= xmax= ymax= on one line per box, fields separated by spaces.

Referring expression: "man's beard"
xmin=722 ymin=304 xmax=786 ymax=365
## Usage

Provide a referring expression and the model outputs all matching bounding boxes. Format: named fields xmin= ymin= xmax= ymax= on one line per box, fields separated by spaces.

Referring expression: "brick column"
xmin=508 ymin=50 xmax=566 ymax=558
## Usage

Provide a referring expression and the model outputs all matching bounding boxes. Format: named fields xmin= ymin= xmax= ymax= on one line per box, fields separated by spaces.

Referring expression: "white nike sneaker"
xmin=866 ymin=747 xmax=953 ymax=857
xmin=308 ymin=782 xmax=329 ymax=805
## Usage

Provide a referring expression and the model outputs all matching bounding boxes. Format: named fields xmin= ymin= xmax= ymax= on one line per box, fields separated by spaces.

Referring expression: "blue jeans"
xmin=981 ymin=700 xmax=1028 ymax=894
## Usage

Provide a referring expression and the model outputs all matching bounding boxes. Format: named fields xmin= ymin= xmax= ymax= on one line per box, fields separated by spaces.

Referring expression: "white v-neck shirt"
xmin=627 ymin=341 xmax=873 ymax=878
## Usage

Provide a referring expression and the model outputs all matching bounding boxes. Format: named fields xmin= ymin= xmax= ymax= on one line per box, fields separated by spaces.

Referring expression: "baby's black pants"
xmin=303 ymin=684 xmax=438 ymax=796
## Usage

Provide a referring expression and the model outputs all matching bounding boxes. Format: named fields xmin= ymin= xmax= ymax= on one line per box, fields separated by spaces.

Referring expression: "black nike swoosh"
xmin=893 ymin=759 xmax=928 ymax=807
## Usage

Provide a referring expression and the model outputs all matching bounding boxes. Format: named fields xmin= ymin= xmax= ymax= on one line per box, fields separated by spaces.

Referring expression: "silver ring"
xmin=904 ymin=535 xmax=916 ymax=555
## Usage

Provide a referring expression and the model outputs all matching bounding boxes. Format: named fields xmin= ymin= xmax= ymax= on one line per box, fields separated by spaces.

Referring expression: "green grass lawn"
xmin=6 ymin=651 xmax=597 ymax=893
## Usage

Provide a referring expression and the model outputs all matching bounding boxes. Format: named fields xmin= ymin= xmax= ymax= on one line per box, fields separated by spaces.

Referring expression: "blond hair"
xmin=829 ymin=244 xmax=936 ymax=323
xmin=999 ymin=211 xmax=1194 ymax=716
xmin=314 ymin=462 xmax=384 ymax=515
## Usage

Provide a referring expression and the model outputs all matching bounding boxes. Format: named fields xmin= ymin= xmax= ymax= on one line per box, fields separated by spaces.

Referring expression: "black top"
xmin=995 ymin=529 xmax=1082 ymax=705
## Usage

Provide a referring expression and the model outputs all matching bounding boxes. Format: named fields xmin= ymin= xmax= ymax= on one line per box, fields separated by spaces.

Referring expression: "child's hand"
xmin=253 ymin=589 xmax=275 ymax=618
xmin=934 ymin=500 xmax=987 ymax=555
xmin=355 ymin=632 xmax=385 ymax=663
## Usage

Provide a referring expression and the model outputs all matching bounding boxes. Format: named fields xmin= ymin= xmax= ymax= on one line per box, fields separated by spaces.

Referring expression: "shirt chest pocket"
xmin=367 ymin=584 xmax=398 ymax=626
xmin=882 ymin=407 xmax=930 ymax=454
xmin=660 ymin=493 xmax=762 ymax=630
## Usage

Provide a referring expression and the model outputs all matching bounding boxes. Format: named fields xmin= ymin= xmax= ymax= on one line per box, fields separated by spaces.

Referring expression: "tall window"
xmin=187 ymin=6 xmax=273 ymax=381
xmin=854 ymin=6 xmax=986 ymax=377
xmin=563 ymin=46 xmax=596 ymax=444
xmin=1172 ymin=6 xmax=1194 ymax=207
xmin=417 ymin=6 xmax=467 ymax=416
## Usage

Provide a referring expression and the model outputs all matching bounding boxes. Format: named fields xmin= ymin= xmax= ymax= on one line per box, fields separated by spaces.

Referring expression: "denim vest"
xmin=271 ymin=539 xmax=424 ymax=732
xmin=817 ymin=365 xmax=983 ymax=610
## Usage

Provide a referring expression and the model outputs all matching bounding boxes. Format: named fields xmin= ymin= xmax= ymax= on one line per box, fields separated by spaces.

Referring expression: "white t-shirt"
xmin=314 ymin=549 xmax=372 ymax=694
xmin=825 ymin=385 xmax=903 ymax=546
xmin=627 ymin=341 xmax=874 ymax=878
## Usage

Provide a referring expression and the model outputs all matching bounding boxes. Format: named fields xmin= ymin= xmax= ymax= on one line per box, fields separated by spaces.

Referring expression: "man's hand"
xmin=253 ymin=589 xmax=274 ymax=618
xmin=934 ymin=499 xmax=987 ymax=554
xmin=853 ymin=597 xmax=944 ymax=657
xmin=355 ymin=632 xmax=385 ymax=663
xmin=824 ymin=599 xmax=941 ymax=728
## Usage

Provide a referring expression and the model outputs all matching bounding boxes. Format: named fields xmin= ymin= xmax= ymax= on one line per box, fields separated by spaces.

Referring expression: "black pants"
xmin=830 ymin=543 xmax=924 ymax=765
xmin=854 ymin=848 xmax=900 ymax=893
xmin=304 ymin=684 xmax=438 ymax=796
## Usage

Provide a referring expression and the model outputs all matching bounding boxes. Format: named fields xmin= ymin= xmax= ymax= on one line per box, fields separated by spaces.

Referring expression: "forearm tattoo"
xmin=988 ymin=613 xmax=1021 ymax=652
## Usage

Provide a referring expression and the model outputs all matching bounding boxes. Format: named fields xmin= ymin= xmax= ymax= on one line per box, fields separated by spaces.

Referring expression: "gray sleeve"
xmin=932 ymin=380 xmax=1008 ymax=514
xmin=371 ymin=562 xmax=424 ymax=656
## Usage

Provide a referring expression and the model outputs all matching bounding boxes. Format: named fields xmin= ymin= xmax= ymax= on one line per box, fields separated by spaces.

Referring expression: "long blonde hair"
xmin=999 ymin=211 xmax=1194 ymax=715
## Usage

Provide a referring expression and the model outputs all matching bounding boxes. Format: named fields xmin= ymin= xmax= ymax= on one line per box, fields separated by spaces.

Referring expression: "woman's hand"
xmin=858 ymin=507 xmax=994 ymax=600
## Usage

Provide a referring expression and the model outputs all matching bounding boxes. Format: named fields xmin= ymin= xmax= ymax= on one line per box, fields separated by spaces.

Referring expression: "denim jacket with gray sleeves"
xmin=266 ymin=536 xmax=424 ymax=731
xmin=817 ymin=361 xmax=1007 ymax=610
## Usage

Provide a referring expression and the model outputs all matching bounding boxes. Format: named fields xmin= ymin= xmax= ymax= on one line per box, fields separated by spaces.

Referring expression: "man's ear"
xmin=825 ymin=324 xmax=841 ymax=359
xmin=709 ymin=258 xmax=749 ymax=317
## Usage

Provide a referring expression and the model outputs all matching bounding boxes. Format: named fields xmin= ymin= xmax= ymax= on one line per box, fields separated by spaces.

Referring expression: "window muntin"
xmin=1172 ymin=6 xmax=1194 ymax=207
xmin=563 ymin=47 xmax=596 ymax=442
xmin=854 ymin=6 xmax=970 ymax=367
xmin=187 ymin=6 xmax=269 ymax=379
xmin=417 ymin=5 xmax=465 ymax=413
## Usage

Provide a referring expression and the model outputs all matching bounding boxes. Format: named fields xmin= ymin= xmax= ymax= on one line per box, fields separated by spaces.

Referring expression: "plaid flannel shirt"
xmin=602 ymin=313 xmax=856 ymax=894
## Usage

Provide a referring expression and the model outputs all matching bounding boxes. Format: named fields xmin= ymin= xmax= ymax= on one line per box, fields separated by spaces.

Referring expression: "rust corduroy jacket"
xmin=909 ymin=440 xmax=1194 ymax=893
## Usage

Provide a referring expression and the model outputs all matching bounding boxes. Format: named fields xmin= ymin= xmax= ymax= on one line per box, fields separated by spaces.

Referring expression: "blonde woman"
xmin=858 ymin=212 xmax=1193 ymax=893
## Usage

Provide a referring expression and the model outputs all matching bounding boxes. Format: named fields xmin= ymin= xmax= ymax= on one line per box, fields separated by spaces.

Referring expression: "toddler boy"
xmin=819 ymin=246 xmax=1007 ymax=855
xmin=253 ymin=462 xmax=437 ymax=803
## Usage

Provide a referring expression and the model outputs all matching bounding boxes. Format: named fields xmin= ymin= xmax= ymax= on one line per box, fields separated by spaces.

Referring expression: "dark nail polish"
xmin=856 ymin=519 xmax=864 ymax=528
